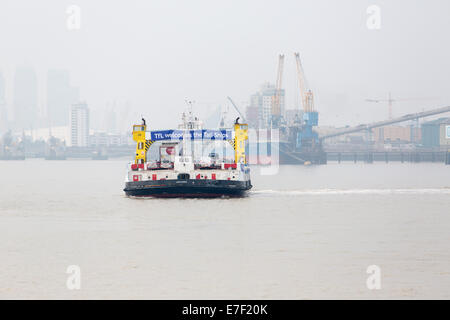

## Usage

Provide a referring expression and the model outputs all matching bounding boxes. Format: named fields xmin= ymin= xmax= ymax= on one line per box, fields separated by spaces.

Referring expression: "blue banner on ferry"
xmin=150 ymin=129 xmax=232 ymax=141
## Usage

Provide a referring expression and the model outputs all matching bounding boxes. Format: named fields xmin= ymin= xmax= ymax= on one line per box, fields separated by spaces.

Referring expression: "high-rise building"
xmin=105 ymin=103 xmax=118 ymax=134
xmin=245 ymin=105 xmax=259 ymax=128
xmin=47 ymin=69 xmax=80 ymax=126
xmin=70 ymin=102 xmax=89 ymax=147
xmin=13 ymin=67 xmax=38 ymax=130
xmin=0 ymin=71 xmax=7 ymax=132
xmin=246 ymin=83 xmax=285 ymax=128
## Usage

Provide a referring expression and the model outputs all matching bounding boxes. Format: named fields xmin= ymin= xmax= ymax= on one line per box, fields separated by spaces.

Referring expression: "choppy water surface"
xmin=0 ymin=160 xmax=449 ymax=299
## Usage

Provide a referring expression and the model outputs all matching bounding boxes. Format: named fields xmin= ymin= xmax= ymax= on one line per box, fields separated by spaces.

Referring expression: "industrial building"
xmin=373 ymin=125 xmax=421 ymax=144
xmin=421 ymin=117 xmax=450 ymax=149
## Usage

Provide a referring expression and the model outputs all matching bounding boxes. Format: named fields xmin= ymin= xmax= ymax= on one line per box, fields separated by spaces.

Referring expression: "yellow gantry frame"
xmin=233 ymin=123 xmax=249 ymax=164
xmin=133 ymin=123 xmax=248 ymax=165
xmin=132 ymin=124 xmax=154 ymax=164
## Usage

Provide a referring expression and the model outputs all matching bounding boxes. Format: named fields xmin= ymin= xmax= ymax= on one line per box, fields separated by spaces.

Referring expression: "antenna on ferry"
xmin=139 ymin=114 xmax=146 ymax=126
xmin=184 ymin=99 xmax=195 ymax=110
xmin=184 ymin=99 xmax=197 ymax=126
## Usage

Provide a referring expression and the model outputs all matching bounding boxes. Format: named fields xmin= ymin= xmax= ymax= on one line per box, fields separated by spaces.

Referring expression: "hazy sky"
xmin=1 ymin=0 xmax=449 ymax=129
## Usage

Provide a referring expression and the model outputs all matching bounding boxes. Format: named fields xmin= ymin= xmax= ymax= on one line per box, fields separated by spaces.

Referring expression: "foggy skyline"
xmin=1 ymin=0 xmax=450 ymax=130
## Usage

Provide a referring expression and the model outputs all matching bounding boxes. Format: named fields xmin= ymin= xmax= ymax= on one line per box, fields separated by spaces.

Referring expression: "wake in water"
xmin=251 ymin=188 xmax=450 ymax=196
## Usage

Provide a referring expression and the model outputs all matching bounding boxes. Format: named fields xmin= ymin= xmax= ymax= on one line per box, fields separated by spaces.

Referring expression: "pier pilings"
xmin=326 ymin=150 xmax=448 ymax=164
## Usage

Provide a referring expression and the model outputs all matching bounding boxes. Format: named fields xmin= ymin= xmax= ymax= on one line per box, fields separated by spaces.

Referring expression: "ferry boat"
xmin=123 ymin=109 xmax=252 ymax=197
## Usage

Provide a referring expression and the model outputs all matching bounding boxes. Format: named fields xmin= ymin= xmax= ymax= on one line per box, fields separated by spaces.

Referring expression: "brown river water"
xmin=0 ymin=160 xmax=449 ymax=299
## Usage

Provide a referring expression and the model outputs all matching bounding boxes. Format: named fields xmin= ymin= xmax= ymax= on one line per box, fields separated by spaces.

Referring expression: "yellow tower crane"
xmin=294 ymin=52 xmax=314 ymax=113
xmin=271 ymin=54 xmax=285 ymax=124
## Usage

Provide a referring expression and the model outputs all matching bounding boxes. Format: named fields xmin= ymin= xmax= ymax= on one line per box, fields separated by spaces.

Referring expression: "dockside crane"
xmin=227 ymin=96 xmax=246 ymax=122
xmin=271 ymin=54 xmax=285 ymax=127
xmin=366 ymin=92 xmax=436 ymax=120
xmin=293 ymin=52 xmax=319 ymax=151
xmin=294 ymin=52 xmax=314 ymax=113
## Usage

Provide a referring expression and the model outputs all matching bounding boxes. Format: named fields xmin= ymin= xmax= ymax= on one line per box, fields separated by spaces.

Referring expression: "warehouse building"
xmin=421 ymin=117 xmax=450 ymax=149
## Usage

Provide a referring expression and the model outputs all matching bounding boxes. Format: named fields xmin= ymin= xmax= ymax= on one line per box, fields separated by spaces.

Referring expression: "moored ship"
xmin=123 ymin=109 xmax=252 ymax=197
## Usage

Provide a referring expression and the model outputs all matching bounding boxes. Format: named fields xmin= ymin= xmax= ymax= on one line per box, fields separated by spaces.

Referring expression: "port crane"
xmin=293 ymin=52 xmax=319 ymax=150
xmin=294 ymin=52 xmax=314 ymax=113
xmin=227 ymin=96 xmax=246 ymax=122
xmin=271 ymin=54 xmax=285 ymax=127
xmin=366 ymin=92 xmax=436 ymax=120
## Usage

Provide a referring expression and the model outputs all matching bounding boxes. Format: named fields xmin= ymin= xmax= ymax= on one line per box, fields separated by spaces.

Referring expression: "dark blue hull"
xmin=124 ymin=179 xmax=252 ymax=198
